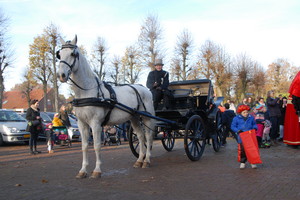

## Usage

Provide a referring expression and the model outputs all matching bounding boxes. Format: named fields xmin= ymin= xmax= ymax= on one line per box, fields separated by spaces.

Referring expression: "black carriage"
xmin=128 ymin=79 xmax=224 ymax=161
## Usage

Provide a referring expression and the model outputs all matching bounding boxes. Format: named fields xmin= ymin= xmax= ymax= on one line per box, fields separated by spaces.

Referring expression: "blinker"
xmin=56 ymin=50 xmax=60 ymax=60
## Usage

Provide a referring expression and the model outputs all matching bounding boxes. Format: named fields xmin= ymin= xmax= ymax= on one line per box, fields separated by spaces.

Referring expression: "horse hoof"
xmin=90 ymin=171 xmax=101 ymax=179
xmin=133 ymin=161 xmax=143 ymax=168
xmin=142 ymin=162 xmax=150 ymax=168
xmin=76 ymin=172 xmax=88 ymax=179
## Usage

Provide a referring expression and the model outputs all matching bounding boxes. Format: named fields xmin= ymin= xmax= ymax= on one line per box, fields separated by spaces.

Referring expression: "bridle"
xmin=56 ymin=43 xmax=79 ymax=72
xmin=57 ymin=42 xmax=103 ymax=97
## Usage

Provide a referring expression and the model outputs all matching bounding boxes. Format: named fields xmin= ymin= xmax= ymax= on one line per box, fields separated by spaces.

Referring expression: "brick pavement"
xmin=0 ymin=137 xmax=299 ymax=200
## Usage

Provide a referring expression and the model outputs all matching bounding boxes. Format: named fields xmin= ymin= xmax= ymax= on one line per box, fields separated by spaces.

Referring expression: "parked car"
xmin=41 ymin=112 xmax=81 ymax=142
xmin=0 ymin=109 xmax=31 ymax=145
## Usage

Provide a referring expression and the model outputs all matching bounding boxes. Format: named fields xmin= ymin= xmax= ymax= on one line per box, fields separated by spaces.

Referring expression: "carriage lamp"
xmin=193 ymin=89 xmax=202 ymax=96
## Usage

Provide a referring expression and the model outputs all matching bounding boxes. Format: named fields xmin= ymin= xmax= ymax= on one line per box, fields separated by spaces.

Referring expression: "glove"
xmin=153 ymin=82 xmax=158 ymax=88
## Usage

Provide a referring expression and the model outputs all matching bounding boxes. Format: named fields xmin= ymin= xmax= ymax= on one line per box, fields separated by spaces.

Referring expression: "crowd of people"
xmin=217 ymin=92 xmax=299 ymax=169
xmin=221 ymin=94 xmax=288 ymax=147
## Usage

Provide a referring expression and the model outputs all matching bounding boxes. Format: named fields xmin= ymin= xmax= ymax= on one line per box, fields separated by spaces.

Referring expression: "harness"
xmin=58 ymin=43 xmax=148 ymax=126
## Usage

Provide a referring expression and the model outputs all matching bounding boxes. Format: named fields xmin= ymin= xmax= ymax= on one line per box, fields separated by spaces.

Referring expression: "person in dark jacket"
xmin=146 ymin=59 xmax=171 ymax=110
xmin=266 ymin=90 xmax=281 ymax=145
xmin=278 ymin=96 xmax=287 ymax=141
xmin=221 ymin=103 xmax=236 ymax=145
xmin=26 ymin=99 xmax=43 ymax=155
xmin=58 ymin=104 xmax=71 ymax=128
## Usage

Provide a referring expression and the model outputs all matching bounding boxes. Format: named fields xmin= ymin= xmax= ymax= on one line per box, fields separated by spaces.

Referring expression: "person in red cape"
xmin=283 ymin=71 xmax=300 ymax=146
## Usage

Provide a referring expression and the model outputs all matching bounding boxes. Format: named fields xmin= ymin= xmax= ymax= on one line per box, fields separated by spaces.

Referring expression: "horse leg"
xmin=131 ymin=119 xmax=146 ymax=168
xmin=142 ymin=118 xmax=154 ymax=168
xmin=90 ymin=124 xmax=102 ymax=178
xmin=76 ymin=122 xmax=90 ymax=179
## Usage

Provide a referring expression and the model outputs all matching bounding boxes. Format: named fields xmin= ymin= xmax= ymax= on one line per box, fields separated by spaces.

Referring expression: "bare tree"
xmin=110 ymin=55 xmax=121 ymax=84
xmin=91 ymin=37 xmax=108 ymax=80
xmin=0 ymin=10 xmax=14 ymax=108
xmin=138 ymin=13 xmax=164 ymax=70
xmin=171 ymin=29 xmax=194 ymax=81
xmin=249 ymin=63 xmax=266 ymax=99
xmin=213 ymin=46 xmax=233 ymax=98
xmin=121 ymin=45 xmax=142 ymax=84
xmin=196 ymin=40 xmax=217 ymax=80
xmin=170 ymin=58 xmax=181 ymax=81
xmin=265 ymin=58 xmax=295 ymax=94
xmin=196 ymin=40 xmax=233 ymax=97
xmin=44 ymin=23 xmax=61 ymax=112
xmin=232 ymin=53 xmax=254 ymax=102
xmin=29 ymin=34 xmax=52 ymax=111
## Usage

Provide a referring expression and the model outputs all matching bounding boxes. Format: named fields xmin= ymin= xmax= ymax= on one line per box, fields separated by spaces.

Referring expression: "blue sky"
xmin=1 ymin=0 xmax=300 ymax=95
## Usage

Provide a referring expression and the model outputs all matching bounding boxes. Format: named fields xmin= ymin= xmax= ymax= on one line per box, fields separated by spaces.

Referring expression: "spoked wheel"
xmin=184 ymin=115 xmax=206 ymax=161
xmin=128 ymin=125 xmax=140 ymax=158
xmin=212 ymin=110 xmax=223 ymax=152
xmin=161 ymin=131 xmax=175 ymax=152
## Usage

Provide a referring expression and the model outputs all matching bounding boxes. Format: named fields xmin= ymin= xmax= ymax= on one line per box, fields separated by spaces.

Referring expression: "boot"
xmin=240 ymin=163 xmax=246 ymax=169
xmin=270 ymin=139 xmax=278 ymax=146
xmin=29 ymin=147 xmax=36 ymax=155
xmin=34 ymin=146 xmax=41 ymax=154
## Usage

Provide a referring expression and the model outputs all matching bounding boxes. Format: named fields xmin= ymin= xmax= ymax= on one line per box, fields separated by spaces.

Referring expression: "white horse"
xmin=57 ymin=35 xmax=155 ymax=179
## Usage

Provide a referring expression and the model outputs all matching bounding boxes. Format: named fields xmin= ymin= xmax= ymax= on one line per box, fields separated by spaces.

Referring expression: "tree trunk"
xmin=0 ymin=72 xmax=4 ymax=109
xmin=52 ymin=52 xmax=59 ymax=112
xmin=43 ymin=81 xmax=48 ymax=112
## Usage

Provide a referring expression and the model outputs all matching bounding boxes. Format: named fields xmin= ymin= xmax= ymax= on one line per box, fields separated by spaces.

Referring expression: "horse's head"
xmin=57 ymin=35 xmax=80 ymax=82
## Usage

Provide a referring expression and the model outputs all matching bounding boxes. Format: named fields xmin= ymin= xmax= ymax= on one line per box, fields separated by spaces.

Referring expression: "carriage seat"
xmin=171 ymin=89 xmax=192 ymax=98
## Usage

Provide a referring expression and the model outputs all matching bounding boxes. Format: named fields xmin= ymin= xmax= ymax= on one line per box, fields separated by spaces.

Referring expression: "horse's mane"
xmin=78 ymin=50 xmax=97 ymax=78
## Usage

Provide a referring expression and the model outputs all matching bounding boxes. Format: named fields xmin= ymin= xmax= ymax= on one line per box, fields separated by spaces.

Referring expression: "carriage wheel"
xmin=128 ymin=125 xmax=140 ymax=158
xmin=212 ymin=110 xmax=224 ymax=152
xmin=184 ymin=115 xmax=206 ymax=161
xmin=161 ymin=131 xmax=175 ymax=152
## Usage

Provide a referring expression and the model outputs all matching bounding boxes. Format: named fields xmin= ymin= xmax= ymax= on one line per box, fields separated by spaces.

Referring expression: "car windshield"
xmin=69 ymin=117 xmax=77 ymax=126
xmin=40 ymin=112 xmax=53 ymax=123
xmin=0 ymin=110 xmax=27 ymax=122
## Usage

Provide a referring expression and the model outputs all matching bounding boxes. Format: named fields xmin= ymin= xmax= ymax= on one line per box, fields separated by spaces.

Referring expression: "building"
xmin=2 ymin=87 xmax=64 ymax=112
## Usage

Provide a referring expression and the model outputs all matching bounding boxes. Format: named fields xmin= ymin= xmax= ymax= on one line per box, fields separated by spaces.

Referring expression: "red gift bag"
xmin=239 ymin=129 xmax=262 ymax=164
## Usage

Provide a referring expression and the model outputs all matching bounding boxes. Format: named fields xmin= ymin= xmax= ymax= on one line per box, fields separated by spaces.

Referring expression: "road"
xmin=0 ymin=138 xmax=299 ymax=200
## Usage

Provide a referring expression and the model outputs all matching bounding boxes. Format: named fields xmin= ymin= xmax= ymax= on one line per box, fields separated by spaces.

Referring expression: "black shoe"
xmin=30 ymin=151 xmax=36 ymax=155
xmin=34 ymin=150 xmax=41 ymax=154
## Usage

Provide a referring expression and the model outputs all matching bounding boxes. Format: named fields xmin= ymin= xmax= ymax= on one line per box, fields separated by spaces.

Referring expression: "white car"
xmin=0 ymin=109 xmax=30 ymax=145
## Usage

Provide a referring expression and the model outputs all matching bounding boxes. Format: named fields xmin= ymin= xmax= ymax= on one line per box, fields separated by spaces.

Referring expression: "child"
xmin=52 ymin=113 xmax=63 ymax=127
xmin=255 ymin=104 xmax=266 ymax=148
xmin=231 ymin=104 xmax=258 ymax=169
xmin=262 ymin=119 xmax=272 ymax=148
xmin=58 ymin=130 xmax=68 ymax=141
xmin=45 ymin=123 xmax=55 ymax=153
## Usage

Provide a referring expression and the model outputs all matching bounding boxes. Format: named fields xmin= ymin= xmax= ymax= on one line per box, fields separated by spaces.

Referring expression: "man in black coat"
xmin=146 ymin=59 xmax=170 ymax=110
xmin=221 ymin=103 xmax=236 ymax=145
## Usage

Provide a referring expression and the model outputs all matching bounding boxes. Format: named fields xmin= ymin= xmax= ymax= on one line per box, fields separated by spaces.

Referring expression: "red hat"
xmin=237 ymin=105 xmax=250 ymax=113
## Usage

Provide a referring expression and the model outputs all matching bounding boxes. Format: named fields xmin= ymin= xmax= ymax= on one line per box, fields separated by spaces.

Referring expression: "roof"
xmin=2 ymin=88 xmax=52 ymax=110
